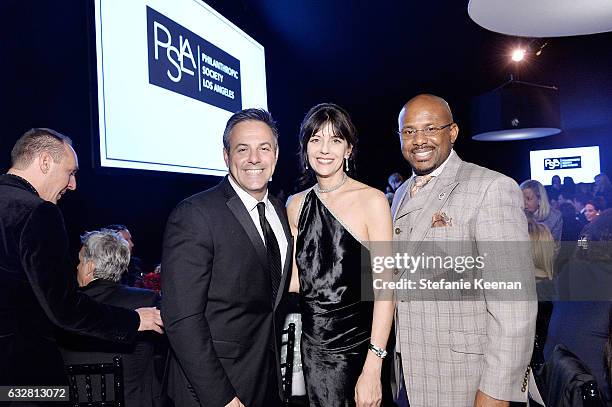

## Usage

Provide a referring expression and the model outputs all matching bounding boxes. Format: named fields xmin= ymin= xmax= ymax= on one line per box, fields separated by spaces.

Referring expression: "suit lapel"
xmin=392 ymin=181 xmax=411 ymax=222
xmin=408 ymin=180 xmax=459 ymax=245
xmin=394 ymin=178 xmax=424 ymax=222
xmin=222 ymin=178 xmax=268 ymax=271
xmin=270 ymin=196 xmax=292 ymax=248
xmin=270 ymin=196 xmax=293 ymax=310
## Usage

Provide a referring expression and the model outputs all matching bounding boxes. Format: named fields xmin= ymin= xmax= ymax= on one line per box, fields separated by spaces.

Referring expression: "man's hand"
xmin=135 ymin=307 xmax=164 ymax=334
xmin=224 ymin=397 xmax=245 ymax=407
xmin=474 ymin=390 xmax=509 ymax=407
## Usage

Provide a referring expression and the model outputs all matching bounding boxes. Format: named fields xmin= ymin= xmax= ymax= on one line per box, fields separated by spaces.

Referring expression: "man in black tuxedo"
xmin=59 ymin=229 xmax=161 ymax=407
xmin=0 ymin=128 xmax=163 ymax=387
xmin=162 ymin=109 xmax=292 ymax=407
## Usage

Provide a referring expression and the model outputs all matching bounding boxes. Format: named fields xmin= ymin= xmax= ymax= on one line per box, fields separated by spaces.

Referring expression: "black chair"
xmin=281 ymin=322 xmax=296 ymax=405
xmin=65 ymin=356 xmax=125 ymax=407
xmin=535 ymin=344 xmax=605 ymax=407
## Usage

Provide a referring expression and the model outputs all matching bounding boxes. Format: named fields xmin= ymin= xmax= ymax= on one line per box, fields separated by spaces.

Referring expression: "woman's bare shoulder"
xmin=286 ymin=189 xmax=310 ymax=208
xmin=286 ymin=189 xmax=312 ymax=225
xmin=347 ymin=179 xmax=388 ymax=205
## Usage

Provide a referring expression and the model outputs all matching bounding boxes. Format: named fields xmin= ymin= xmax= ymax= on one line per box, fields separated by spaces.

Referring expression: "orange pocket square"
xmin=431 ymin=211 xmax=452 ymax=227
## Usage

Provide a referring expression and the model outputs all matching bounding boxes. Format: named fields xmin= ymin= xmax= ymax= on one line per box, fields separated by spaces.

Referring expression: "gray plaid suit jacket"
xmin=390 ymin=151 xmax=537 ymax=407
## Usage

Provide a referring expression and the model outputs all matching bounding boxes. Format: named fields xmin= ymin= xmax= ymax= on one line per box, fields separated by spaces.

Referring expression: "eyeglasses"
xmin=397 ymin=123 xmax=453 ymax=139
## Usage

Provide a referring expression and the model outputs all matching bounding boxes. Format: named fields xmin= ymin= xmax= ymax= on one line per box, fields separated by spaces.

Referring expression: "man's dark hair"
xmin=11 ymin=128 xmax=73 ymax=169
xmin=222 ymin=108 xmax=278 ymax=150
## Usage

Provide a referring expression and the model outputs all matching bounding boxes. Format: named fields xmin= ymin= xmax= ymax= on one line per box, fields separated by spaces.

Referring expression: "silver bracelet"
xmin=368 ymin=343 xmax=387 ymax=359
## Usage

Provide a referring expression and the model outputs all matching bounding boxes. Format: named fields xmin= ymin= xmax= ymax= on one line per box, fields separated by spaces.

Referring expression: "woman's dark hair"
xmin=575 ymin=208 xmax=612 ymax=262
xmin=298 ymin=103 xmax=358 ymax=185
xmin=586 ymin=200 xmax=602 ymax=212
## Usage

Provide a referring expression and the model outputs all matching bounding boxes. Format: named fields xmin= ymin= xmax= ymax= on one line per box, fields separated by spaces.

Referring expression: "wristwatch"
xmin=368 ymin=343 xmax=387 ymax=359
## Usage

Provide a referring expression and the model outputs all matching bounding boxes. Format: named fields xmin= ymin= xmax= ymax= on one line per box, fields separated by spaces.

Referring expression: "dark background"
xmin=1 ymin=0 xmax=611 ymax=269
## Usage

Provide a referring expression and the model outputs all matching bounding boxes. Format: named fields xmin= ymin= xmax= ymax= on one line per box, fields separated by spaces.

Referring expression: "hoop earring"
xmin=344 ymin=158 xmax=349 ymax=172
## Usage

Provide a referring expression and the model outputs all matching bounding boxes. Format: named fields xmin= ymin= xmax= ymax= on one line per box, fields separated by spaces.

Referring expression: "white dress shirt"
xmin=228 ymin=175 xmax=288 ymax=270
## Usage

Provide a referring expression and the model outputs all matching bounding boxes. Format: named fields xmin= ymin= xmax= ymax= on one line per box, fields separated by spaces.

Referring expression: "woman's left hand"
xmin=354 ymin=368 xmax=382 ymax=407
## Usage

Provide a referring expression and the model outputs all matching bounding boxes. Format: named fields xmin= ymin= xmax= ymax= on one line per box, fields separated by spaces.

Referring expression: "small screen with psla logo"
xmin=530 ymin=147 xmax=600 ymax=185
xmin=543 ymin=156 xmax=582 ymax=171
xmin=94 ymin=0 xmax=267 ymax=176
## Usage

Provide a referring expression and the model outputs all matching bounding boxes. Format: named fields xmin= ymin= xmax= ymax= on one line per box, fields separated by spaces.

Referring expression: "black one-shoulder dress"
xmin=297 ymin=190 xmax=373 ymax=407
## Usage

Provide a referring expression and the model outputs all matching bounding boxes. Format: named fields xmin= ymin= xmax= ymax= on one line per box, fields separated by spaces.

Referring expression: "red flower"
xmin=142 ymin=272 xmax=161 ymax=292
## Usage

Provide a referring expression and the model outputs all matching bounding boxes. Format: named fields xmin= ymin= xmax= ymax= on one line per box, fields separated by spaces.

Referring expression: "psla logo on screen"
xmin=146 ymin=6 xmax=242 ymax=113
xmin=152 ymin=21 xmax=196 ymax=83
xmin=544 ymin=156 xmax=582 ymax=170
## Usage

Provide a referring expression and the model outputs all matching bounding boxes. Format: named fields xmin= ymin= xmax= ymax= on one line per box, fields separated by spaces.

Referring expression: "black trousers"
xmin=262 ymin=350 xmax=282 ymax=407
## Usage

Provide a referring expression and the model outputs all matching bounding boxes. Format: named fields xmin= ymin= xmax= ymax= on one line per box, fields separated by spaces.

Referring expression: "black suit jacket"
xmin=0 ymin=174 xmax=139 ymax=386
xmin=161 ymin=177 xmax=292 ymax=407
xmin=58 ymin=280 xmax=160 ymax=407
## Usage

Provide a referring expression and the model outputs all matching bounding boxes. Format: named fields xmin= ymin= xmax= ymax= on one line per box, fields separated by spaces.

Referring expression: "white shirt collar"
xmin=227 ymin=174 xmax=270 ymax=212
xmin=412 ymin=149 xmax=455 ymax=178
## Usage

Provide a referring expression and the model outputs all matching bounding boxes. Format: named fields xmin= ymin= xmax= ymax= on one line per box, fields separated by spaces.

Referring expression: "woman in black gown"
xmin=287 ymin=103 xmax=394 ymax=407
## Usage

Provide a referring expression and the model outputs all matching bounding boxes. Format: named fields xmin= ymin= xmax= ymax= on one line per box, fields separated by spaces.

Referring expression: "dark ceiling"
xmin=202 ymin=0 xmax=612 ymax=188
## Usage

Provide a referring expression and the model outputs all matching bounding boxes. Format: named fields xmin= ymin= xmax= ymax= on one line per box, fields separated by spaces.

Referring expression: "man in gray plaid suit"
xmin=390 ymin=94 xmax=536 ymax=407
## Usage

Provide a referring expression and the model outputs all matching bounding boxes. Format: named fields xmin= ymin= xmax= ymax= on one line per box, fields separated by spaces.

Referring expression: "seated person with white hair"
xmin=105 ymin=224 xmax=145 ymax=287
xmin=58 ymin=230 xmax=160 ymax=407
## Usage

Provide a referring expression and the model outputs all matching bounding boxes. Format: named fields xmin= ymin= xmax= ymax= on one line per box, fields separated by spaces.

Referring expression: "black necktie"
xmin=257 ymin=202 xmax=282 ymax=304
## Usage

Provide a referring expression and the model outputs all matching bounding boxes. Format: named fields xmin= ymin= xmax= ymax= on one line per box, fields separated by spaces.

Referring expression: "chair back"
xmin=65 ymin=356 xmax=125 ymax=407
xmin=281 ymin=322 xmax=296 ymax=403
xmin=537 ymin=344 xmax=605 ymax=407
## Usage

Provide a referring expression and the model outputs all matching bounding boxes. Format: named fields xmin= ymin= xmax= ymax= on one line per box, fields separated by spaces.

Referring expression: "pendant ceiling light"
xmin=471 ymin=77 xmax=561 ymax=141
xmin=468 ymin=0 xmax=612 ymax=37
